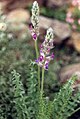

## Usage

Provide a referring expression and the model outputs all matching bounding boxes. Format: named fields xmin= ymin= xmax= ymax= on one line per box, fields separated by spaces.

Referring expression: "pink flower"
xmin=72 ymin=0 xmax=80 ymax=10
xmin=66 ymin=12 xmax=72 ymax=18
xmin=72 ymin=0 xmax=78 ymax=6
xmin=72 ymin=24 xmax=77 ymax=30
xmin=66 ymin=17 xmax=74 ymax=24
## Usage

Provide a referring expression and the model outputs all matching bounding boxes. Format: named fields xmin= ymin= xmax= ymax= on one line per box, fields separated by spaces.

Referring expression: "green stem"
xmin=35 ymin=40 xmax=38 ymax=59
xmin=35 ymin=40 xmax=40 ymax=89
xmin=41 ymin=68 xmax=45 ymax=98
xmin=38 ymin=66 xmax=40 ymax=89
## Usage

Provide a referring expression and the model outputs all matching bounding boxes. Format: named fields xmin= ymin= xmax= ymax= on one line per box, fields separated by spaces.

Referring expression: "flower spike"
xmin=30 ymin=1 xmax=39 ymax=40
xmin=36 ymin=27 xmax=54 ymax=70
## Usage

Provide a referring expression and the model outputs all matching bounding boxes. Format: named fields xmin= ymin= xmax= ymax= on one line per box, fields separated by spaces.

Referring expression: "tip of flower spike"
xmin=47 ymin=27 xmax=53 ymax=35
xmin=33 ymin=1 xmax=38 ymax=5
xmin=32 ymin=1 xmax=39 ymax=9
xmin=46 ymin=27 xmax=54 ymax=40
xmin=48 ymin=27 xmax=53 ymax=32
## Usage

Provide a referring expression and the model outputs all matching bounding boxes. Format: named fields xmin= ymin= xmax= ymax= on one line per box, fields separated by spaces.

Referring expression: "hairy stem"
xmin=35 ymin=40 xmax=40 ymax=89
xmin=41 ymin=68 xmax=45 ymax=98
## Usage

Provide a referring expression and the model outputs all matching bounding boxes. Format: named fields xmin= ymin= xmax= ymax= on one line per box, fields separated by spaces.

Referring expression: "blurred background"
xmin=0 ymin=0 xmax=80 ymax=118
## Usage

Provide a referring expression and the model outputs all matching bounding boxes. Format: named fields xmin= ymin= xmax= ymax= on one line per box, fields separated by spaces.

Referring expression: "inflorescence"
xmin=36 ymin=28 xmax=54 ymax=70
xmin=30 ymin=1 xmax=39 ymax=40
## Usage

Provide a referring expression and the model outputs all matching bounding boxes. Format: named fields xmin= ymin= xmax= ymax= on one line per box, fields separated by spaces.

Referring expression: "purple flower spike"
xmin=35 ymin=27 xmax=54 ymax=70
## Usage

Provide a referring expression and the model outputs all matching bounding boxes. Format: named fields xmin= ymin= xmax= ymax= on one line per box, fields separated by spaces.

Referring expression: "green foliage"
xmin=1 ymin=60 xmax=80 ymax=119
xmin=36 ymin=96 xmax=52 ymax=119
xmin=26 ymin=61 xmax=38 ymax=119
xmin=36 ymin=75 xmax=80 ymax=119
xmin=51 ymin=75 xmax=80 ymax=119
xmin=40 ymin=7 xmax=67 ymax=21
xmin=12 ymin=70 xmax=30 ymax=119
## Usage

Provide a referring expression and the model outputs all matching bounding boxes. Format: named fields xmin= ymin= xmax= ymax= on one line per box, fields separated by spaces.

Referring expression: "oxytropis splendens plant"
xmin=30 ymin=1 xmax=54 ymax=97
xmin=29 ymin=1 xmax=80 ymax=119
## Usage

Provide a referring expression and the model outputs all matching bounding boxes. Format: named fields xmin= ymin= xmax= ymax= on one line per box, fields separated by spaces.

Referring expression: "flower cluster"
xmin=30 ymin=1 xmax=39 ymax=40
xmin=72 ymin=0 xmax=80 ymax=10
xmin=66 ymin=12 xmax=74 ymax=24
xmin=66 ymin=0 xmax=80 ymax=31
xmin=36 ymin=28 xmax=54 ymax=70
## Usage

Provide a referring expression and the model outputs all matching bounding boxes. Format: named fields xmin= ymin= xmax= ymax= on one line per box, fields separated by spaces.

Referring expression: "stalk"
xmin=41 ymin=68 xmax=45 ymax=98
xmin=35 ymin=40 xmax=40 ymax=89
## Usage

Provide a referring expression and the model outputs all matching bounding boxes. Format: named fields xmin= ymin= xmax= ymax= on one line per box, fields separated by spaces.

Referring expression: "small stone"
xmin=71 ymin=32 xmax=80 ymax=53
xmin=52 ymin=20 xmax=71 ymax=40
xmin=59 ymin=63 xmax=80 ymax=83
xmin=47 ymin=0 xmax=71 ymax=8
xmin=0 ymin=1 xmax=7 ymax=12
xmin=2 ymin=0 xmax=34 ymax=12
xmin=7 ymin=22 xmax=31 ymax=40
xmin=39 ymin=16 xmax=71 ymax=43
xmin=6 ymin=9 xmax=30 ymax=23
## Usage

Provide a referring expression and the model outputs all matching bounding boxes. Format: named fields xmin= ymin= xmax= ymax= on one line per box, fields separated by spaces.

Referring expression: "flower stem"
xmin=35 ymin=40 xmax=38 ymax=59
xmin=35 ymin=40 xmax=40 ymax=89
xmin=41 ymin=68 xmax=44 ymax=98
xmin=38 ymin=66 xmax=40 ymax=89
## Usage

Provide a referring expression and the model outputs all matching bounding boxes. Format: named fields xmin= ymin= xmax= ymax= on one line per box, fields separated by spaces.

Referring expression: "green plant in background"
xmin=0 ymin=1 xmax=80 ymax=119
xmin=12 ymin=70 xmax=30 ymax=119
xmin=0 ymin=7 xmax=35 ymax=119
xmin=40 ymin=7 xmax=67 ymax=21
xmin=26 ymin=61 xmax=38 ymax=119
